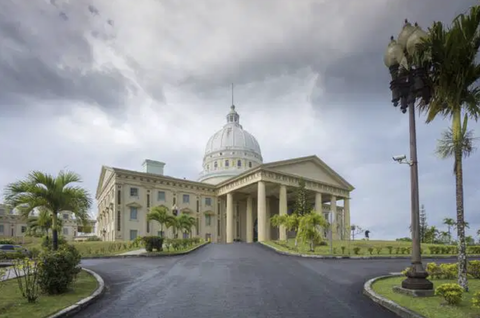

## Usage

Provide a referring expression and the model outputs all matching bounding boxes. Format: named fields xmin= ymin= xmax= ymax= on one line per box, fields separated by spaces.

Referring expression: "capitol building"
xmin=95 ymin=105 xmax=355 ymax=243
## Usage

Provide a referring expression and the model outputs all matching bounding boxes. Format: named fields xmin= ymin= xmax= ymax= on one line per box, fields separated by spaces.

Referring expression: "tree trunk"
xmin=455 ymin=151 xmax=468 ymax=291
xmin=52 ymin=213 xmax=59 ymax=251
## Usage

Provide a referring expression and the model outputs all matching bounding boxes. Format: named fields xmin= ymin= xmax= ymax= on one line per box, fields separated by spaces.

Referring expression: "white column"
xmin=257 ymin=181 xmax=267 ymax=242
xmin=330 ymin=195 xmax=337 ymax=240
xmin=315 ymin=192 xmax=323 ymax=214
xmin=266 ymin=197 xmax=271 ymax=240
xmin=344 ymin=197 xmax=350 ymax=241
xmin=246 ymin=196 xmax=253 ymax=243
xmin=279 ymin=185 xmax=287 ymax=241
xmin=226 ymin=193 xmax=234 ymax=243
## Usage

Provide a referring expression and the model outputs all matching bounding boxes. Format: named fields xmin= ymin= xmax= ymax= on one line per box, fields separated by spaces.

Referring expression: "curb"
xmin=48 ymin=268 xmax=105 ymax=318
xmin=81 ymin=241 xmax=210 ymax=260
xmin=363 ymin=274 xmax=426 ymax=318
xmin=258 ymin=242 xmax=467 ymax=260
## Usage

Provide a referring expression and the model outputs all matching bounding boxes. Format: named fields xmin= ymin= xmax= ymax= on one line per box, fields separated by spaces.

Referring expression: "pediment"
xmin=263 ymin=156 xmax=354 ymax=190
xmin=95 ymin=166 xmax=114 ymax=199
xmin=203 ymin=210 xmax=215 ymax=215
xmin=125 ymin=202 xmax=142 ymax=208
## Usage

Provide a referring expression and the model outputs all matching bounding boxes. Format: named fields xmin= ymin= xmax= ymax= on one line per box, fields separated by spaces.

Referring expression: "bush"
xmin=435 ymin=283 xmax=463 ymax=305
xmin=374 ymin=247 xmax=382 ymax=255
xmin=367 ymin=247 xmax=374 ymax=255
xmin=0 ymin=239 xmax=14 ymax=244
xmin=472 ymin=291 xmax=480 ymax=308
xmin=353 ymin=247 xmax=361 ymax=255
xmin=163 ymin=238 xmax=201 ymax=251
xmin=37 ymin=244 xmax=81 ymax=295
xmin=11 ymin=257 xmax=40 ymax=302
xmin=426 ymin=262 xmax=442 ymax=279
xmin=341 ymin=246 xmax=346 ymax=254
xmin=41 ymin=235 xmax=67 ymax=249
xmin=86 ymin=236 xmax=102 ymax=241
xmin=439 ymin=263 xmax=457 ymax=280
xmin=142 ymin=236 xmax=164 ymax=252
xmin=386 ymin=246 xmax=393 ymax=254
xmin=469 ymin=260 xmax=480 ymax=279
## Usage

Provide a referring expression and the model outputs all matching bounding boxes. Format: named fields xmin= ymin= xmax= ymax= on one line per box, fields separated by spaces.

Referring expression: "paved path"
xmin=76 ymin=243 xmax=456 ymax=318
xmin=118 ymin=248 xmax=146 ymax=256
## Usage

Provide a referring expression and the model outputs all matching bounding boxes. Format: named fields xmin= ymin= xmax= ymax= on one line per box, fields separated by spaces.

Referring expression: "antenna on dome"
xmin=231 ymin=83 xmax=234 ymax=107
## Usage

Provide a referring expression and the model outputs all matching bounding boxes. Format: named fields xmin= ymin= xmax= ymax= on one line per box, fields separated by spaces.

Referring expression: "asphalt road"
xmin=76 ymin=243 xmax=453 ymax=318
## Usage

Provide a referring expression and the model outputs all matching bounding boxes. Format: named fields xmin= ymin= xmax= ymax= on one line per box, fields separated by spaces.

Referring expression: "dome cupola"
xmin=198 ymin=103 xmax=263 ymax=184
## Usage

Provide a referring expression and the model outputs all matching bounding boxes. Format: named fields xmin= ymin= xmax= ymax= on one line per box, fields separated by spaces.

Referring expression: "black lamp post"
xmin=383 ymin=19 xmax=433 ymax=291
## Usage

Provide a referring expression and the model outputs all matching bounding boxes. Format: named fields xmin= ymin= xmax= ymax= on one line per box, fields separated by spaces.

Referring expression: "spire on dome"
xmin=226 ymin=84 xmax=241 ymax=126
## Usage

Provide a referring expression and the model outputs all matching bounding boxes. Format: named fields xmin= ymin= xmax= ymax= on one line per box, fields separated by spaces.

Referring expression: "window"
xmin=206 ymin=165 xmax=209 ymax=170
xmin=117 ymin=212 xmax=121 ymax=231
xmin=205 ymin=197 xmax=212 ymax=206
xmin=157 ymin=191 xmax=166 ymax=201
xmin=173 ymin=196 xmax=176 ymax=205
xmin=130 ymin=187 xmax=138 ymax=197
xmin=129 ymin=230 xmax=138 ymax=241
xmin=147 ymin=220 xmax=150 ymax=233
xmin=249 ymin=162 xmax=252 ymax=168
xmin=217 ymin=219 xmax=220 ymax=235
xmin=196 ymin=218 xmax=199 ymax=235
xmin=158 ymin=231 xmax=164 ymax=237
xmin=196 ymin=198 xmax=199 ymax=212
xmin=237 ymin=160 xmax=241 ymax=167
xmin=147 ymin=194 xmax=150 ymax=208
xmin=0 ymin=225 xmax=3 ymax=233
xmin=63 ymin=227 xmax=69 ymax=235
xmin=183 ymin=194 xmax=190 ymax=204
xmin=117 ymin=190 xmax=121 ymax=204
xmin=205 ymin=215 xmax=212 ymax=226
xmin=130 ymin=207 xmax=138 ymax=220
xmin=225 ymin=160 xmax=229 ymax=167
xmin=214 ymin=161 xmax=218 ymax=169
xmin=21 ymin=226 xmax=27 ymax=233
xmin=63 ymin=213 xmax=69 ymax=220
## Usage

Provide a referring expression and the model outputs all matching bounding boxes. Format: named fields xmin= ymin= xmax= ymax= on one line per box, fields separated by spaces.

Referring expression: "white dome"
xmin=198 ymin=105 xmax=263 ymax=184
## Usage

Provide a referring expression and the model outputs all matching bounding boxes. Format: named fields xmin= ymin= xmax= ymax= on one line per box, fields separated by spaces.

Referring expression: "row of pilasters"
xmin=224 ymin=181 xmax=351 ymax=243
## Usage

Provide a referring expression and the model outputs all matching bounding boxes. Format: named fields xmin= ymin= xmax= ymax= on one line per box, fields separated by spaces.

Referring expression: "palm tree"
xmin=296 ymin=212 xmax=329 ymax=252
xmin=177 ymin=214 xmax=196 ymax=238
xmin=147 ymin=206 xmax=174 ymax=237
xmin=27 ymin=208 xmax=63 ymax=238
xmin=415 ymin=5 xmax=480 ymax=291
xmin=271 ymin=213 xmax=301 ymax=247
xmin=443 ymin=217 xmax=456 ymax=243
xmin=439 ymin=231 xmax=450 ymax=244
xmin=3 ymin=170 xmax=92 ymax=250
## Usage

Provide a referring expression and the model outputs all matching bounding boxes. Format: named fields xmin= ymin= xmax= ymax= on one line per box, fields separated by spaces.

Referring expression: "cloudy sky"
xmin=0 ymin=0 xmax=478 ymax=240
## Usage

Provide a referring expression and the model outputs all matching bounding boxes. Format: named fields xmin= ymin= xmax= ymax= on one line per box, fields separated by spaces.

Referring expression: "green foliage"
xmin=296 ymin=212 xmax=329 ymax=251
xmin=439 ymin=263 xmax=457 ymax=280
xmin=472 ymin=291 xmax=480 ymax=308
xmin=367 ymin=247 xmax=374 ymax=255
xmin=468 ymin=260 xmax=480 ymax=279
xmin=293 ymin=178 xmax=310 ymax=216
xmin=435 ymin=283 xmax=463 ymax=305
xmin=11 ymin=257 xmax=40 ymax=302
xmin=163 ymin=238 xmax=201 ymax=251
xmin=386 ymin=246 xmax=393 ymax=254
xmin=341 ymin=246 xmax=346 ymax=254
xmin=37 ymin=244 xmax=82 ymax=295
xmin=374 ymin=247 xmax=382 ymax=255
xmin=142 ymin=236 xmax=164 ymax=252
xmin=42 ymin=235 xmax=67 ymax=249
xmin=0 ymin=239 xmax=15 ymax=244
xmin=426 ymin=262 xmax=443 ymax=279
xmin=353 ymin=247 xmax=361 ymax=255
xmin=86 ymin=236 xmax=102 ymax=241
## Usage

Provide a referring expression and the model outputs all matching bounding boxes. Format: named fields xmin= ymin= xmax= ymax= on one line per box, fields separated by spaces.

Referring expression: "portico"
xmin=216 ymin=156 xmax=355 ymax=243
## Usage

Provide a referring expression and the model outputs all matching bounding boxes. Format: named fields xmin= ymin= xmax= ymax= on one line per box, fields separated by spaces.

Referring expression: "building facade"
xmin=96 ymin=106 xmax=355 ymax=243
xmin=0 ymin=204 xmax=92 ymax=241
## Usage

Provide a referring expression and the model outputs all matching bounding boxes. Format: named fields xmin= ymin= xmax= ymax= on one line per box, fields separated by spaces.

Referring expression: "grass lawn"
xmin=265 ymin=239 xmax=480 ymax=257
xmin=146 ymin=241 xmax=207 ymax=256
xmin=372 ymin=276 xmax=480 ymax=318
xmin=0 ymin=270 xmax=98 ymax=318
xmin=21 ymin=241 xmax=141 ymax=258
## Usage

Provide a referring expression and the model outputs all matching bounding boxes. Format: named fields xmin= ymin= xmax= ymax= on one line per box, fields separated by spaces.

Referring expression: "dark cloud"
xmin=0 ymin=1 xmax=140 ymax=113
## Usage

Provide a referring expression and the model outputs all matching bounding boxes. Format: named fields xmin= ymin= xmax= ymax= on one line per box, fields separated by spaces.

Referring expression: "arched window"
xmin=225 ymin=160 xmax=229 ymax=167
xmin=237 ymin=160 xmax=241 ymax=167
xmin=214 ymin=161 xmax=218 ymax=169
xmin=249 ymin=162 xmax=252 ymax=168
xmin=206 ymin=164 xmax=209 ymax=170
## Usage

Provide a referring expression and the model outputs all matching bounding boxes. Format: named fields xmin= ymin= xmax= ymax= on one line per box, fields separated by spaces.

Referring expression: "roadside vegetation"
xmin=372 ymin=261 xmax=480 ymax=318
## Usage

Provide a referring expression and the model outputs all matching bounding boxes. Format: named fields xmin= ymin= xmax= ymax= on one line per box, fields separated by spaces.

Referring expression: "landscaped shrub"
xmin=86 ymin=236 xmax=102 ymax=241
xmin=435 ymin=283 xmax=463 ymax=305
xmin=426 ymin=262 xmax=442 ymax=279
xmin=429 ymin=246 xmax=439 ymax=254
xmin=469 ymin=260 xmax=480 ymax=279
xmin=374 ymin=247 xmax=382 ymax=255
xmin=353 ymin=247 xmax=361 ymax=255
xmin=142 ymin=236 xmax=164 ymax=252
xmin=41 ymin=235 xmax=67 ymax=249
xmin=0 ymin=250 xmax=25 ymax=261
xmin=401 ymin=266 xmax=411 ymax=276
xmin=395 ymin=247 xmax=401 ymax=254
xmin=332 ymin=247 xmax=337 ymax=254
xmin=341 ymin=246 xmax=346 ymax=254
xmin=0 ymin=239 xmax=14 ymax=244
xmin=472 ymin=291 xmax=480 ymax=308
xmin=11 ymin=257 xmax=40 ymax=302
xmin=386 ymin=246 xmax=393 ymax=254
xmin=37 ymin=244 xmax=81 ymax=295
xmin=367 ymin=247 xmax=374 ymax=255
xmin=130 ymin=236 xmax=144 ymax=248
xmin=439 ymin=263 xmax=457 ymax=279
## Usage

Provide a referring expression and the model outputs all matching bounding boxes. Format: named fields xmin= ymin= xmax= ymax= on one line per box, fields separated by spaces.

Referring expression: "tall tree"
xmin=147 ymin=205 xmax=174 ymax=237
xmin=419 ymin=204 xmax=428 ymax=243
xmin=3 ymin=170 xmax=92 ymax=250
xmin=415 ymin=5 xmax=480 ymax=291
xmin=27 ymin=207 xmax=63 ymax=238
xmin=350 ymin=224 xmax=364 ymax=241
xmin=293 ymin=178 xmax=310 ymax=216
xmin=296 ymin=212 xmax=329 ymax=252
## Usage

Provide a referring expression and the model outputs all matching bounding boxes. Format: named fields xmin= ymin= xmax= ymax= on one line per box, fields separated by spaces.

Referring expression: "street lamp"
xmin=384 ymin=19 xmax=433 ymax=292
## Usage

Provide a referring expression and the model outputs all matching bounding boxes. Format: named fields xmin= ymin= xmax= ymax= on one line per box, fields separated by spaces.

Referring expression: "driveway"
xmin=76 ymin=243 xmax=449 ymax=318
